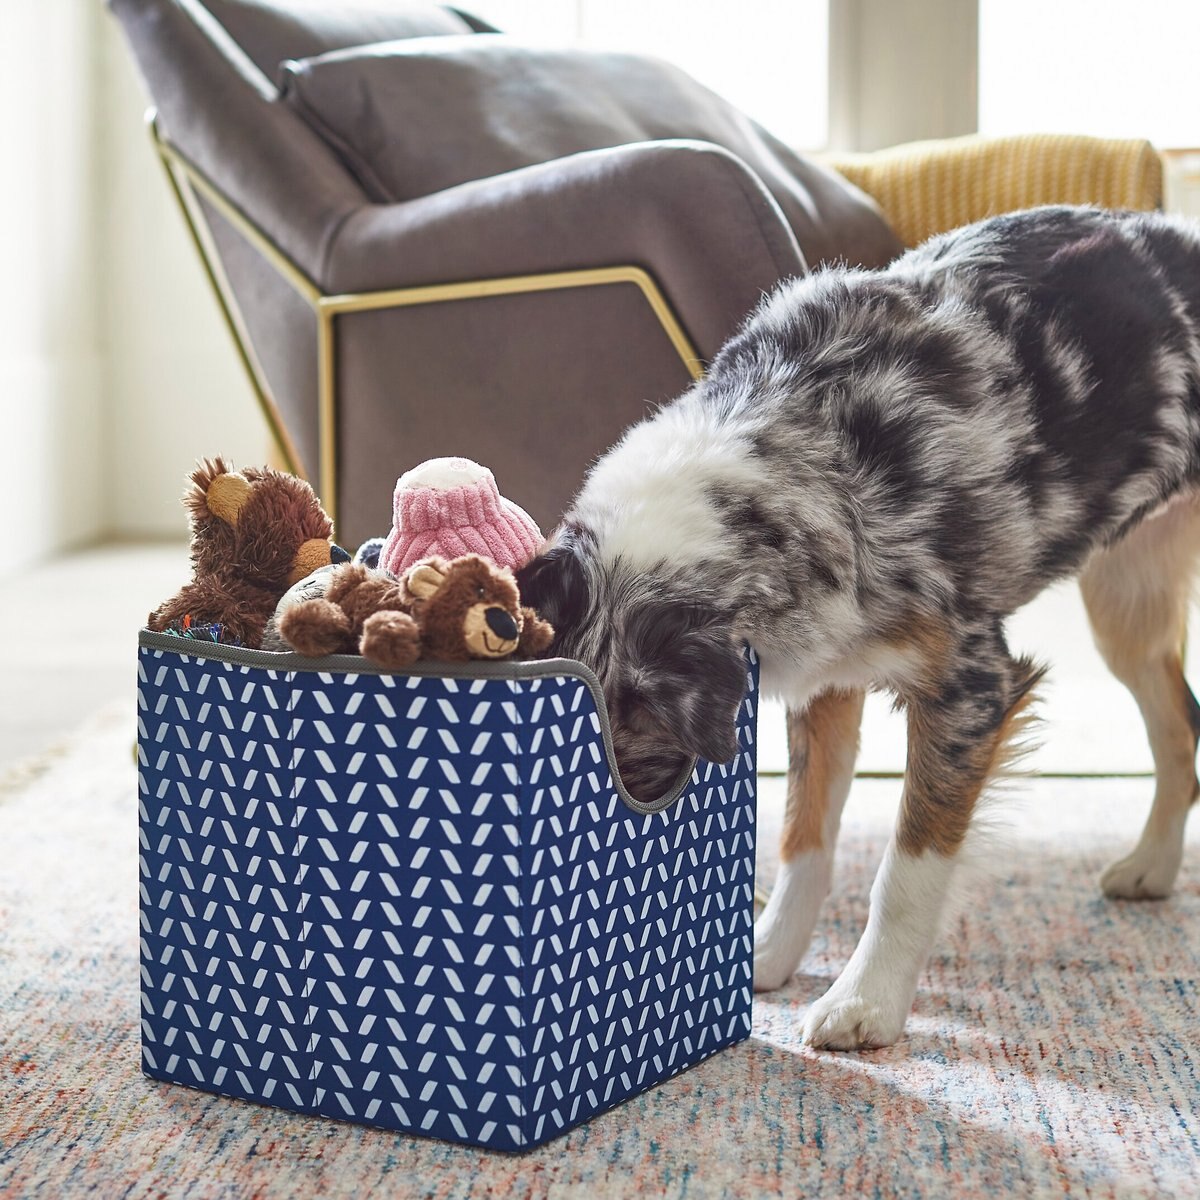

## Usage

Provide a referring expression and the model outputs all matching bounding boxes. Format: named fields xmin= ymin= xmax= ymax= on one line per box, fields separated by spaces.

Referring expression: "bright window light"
xmin=979 ymin=0 xmax=1200 ymax=148
xmin=459 ymin=1 xmax=829 ymax=150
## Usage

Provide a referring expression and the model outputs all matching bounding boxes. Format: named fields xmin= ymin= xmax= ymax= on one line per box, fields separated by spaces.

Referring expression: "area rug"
xmin=1 ymin=711 xmax=1198 ymax=1199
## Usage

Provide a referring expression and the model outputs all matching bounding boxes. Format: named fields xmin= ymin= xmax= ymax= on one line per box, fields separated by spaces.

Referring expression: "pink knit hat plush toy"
xmin=378 ymin=457 xmax=544 ymax=578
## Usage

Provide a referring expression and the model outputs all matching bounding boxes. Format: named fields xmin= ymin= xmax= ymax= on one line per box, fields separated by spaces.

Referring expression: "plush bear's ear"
xmin=205 ymin=472 xmax=253 ymax=527
xmin=406 ymin=559 xmax=448 ymax=600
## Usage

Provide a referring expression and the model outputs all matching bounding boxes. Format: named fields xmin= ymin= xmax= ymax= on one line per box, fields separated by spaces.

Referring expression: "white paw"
xmin=753 ymin=922 xmax=805 ymax=992
xmin=1100 ymin=842 xmax=1181 ymax=900
xmin=753 ymin=852 xmax=829 ymax=992
xmin=802 ymin=982 xmax=909 ymax=1051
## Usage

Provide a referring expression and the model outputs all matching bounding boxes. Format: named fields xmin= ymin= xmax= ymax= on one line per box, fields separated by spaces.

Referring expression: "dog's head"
xmin=517 ymin=530 xmax=747 ymax=803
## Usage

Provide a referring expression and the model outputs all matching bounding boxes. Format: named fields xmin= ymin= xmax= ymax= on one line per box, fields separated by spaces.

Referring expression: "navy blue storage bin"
xmin=136 ymin=632 xmax=758 ymax=1150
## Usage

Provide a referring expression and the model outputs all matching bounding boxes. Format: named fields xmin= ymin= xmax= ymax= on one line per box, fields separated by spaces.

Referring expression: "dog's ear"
xmin=622 ymin=605 xmax=747 ymax=765
xmin=515 ymin=538 xmax=589 ymax=634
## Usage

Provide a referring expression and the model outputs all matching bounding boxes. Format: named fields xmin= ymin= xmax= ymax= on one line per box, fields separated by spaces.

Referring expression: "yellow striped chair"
xmin=825 ymin=133 xmax=1164 ymax=249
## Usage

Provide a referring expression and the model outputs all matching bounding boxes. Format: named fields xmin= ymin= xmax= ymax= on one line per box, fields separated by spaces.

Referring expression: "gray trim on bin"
xmin=138 ymin=629 xmax=702 ymax=816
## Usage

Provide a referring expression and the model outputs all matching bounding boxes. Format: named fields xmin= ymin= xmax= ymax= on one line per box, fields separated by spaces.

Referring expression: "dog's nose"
xmin=330 ymin=543 xmax=351 ymax=565
xmin=485 ymin=606 xmax=519 ymax=641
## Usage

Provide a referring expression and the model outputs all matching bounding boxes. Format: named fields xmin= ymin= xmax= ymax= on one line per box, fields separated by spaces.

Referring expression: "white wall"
xmin=979 ymin=0 xmax=1200 ymax=148
xmin=4 ymin=0 xmax=270 ymax=568
xmin=828 ymin=0 xmax=978 ymax=152
xmin=4 ymin=0 xmax=107 ymax=567
xmin=98 ymin=8 xmax=269 ymax=540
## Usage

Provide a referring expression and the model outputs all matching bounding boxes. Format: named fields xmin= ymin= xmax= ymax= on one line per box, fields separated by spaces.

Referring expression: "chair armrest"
xmin=824 ymin=133 xmax=1165 ymax=249
xmin=110 ymin=0 xmax=366 ymax=279
xmin=323 ymin=139 xmax=808 ymax=359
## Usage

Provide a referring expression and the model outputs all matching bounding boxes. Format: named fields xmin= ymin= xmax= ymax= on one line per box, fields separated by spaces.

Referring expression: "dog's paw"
xmin=802 ymin=983 xmax=908 ymax=1051
xmin=1100 ymin=843 xmax=1181 ymax=900
xmin=753 ymin=853 xmax=828 ymax=992
xmin=753 ymin=924 xmax=804 ymax=992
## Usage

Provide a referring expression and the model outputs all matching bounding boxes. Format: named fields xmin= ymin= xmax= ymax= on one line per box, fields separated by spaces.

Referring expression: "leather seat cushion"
xmin=280 ymin=34 xmax=902 ymax=270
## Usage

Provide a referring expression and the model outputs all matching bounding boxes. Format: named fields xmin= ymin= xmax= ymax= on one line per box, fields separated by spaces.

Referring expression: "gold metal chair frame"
xmin=150 ymin=113 xmax=705 ymax=529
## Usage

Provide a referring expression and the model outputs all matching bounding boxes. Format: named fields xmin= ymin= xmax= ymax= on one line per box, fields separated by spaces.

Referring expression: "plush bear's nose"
xmin=485 ymin=606 xmax=519 ymax=641
xmin=331 ymin=543 xmax=351 ymax=564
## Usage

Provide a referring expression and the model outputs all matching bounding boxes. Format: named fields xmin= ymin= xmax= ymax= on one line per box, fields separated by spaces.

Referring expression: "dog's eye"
xmin=476 ymin=585 xmax=486 ymax=599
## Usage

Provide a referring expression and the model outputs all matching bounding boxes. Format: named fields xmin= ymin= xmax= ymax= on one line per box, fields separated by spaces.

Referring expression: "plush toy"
xmin=378 ymin=457 xmax=543 ymax=578
xmin=160 ymin=616 xmax=232 ymax=644
xmin=147 ymin=457 xmax=349 ymax=649
xmin=277 ymin=563 xmax=420 ymax=670
xmin=261 ymin=534 xmax=411 ymax=652
xmin=261 ymin=564 xmax=336 ymax=651
xmin=279 ymin=554 xmax=555 ymax=666
xmin=353 ymin=537 xmax=387 ymax=571
xmin=401 ymin=554 xmax=555 ymax=661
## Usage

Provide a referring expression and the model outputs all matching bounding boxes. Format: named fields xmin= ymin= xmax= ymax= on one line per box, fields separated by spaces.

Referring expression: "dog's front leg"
xmin=754 ymin=688 xmax=865 ymax=991
xmin=803 ymin=642 xmax=1041 ymax=1050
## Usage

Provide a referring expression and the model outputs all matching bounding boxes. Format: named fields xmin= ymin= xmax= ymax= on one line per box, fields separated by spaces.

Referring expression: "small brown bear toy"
xmin=278 ymin=563 xmax=421 ymax=671
xmin=403 ymin=555 xmax=555 ymax=661
xmin=147 ymin=457 xmax=349 ymax=648
xmin=279 ymin=554 xmax=555 ymax=667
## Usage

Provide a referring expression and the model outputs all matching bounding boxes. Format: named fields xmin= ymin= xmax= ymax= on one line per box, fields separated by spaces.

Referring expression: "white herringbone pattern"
xmin=137 ymin=648 xmax=759 ymax=1149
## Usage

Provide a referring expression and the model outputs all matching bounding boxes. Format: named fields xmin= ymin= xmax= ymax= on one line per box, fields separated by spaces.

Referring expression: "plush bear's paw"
xmin=279 ymin=599 xmax=352 ymax=657
xmin=517 ymin=608 xmax=555 ymax=657
xmin=360 ymin=610 xmax=421 ymax=671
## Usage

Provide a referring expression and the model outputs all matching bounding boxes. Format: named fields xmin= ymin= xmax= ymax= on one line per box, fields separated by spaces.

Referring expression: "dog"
xmin=517 ymin=205 xmax=1200 ymax=1051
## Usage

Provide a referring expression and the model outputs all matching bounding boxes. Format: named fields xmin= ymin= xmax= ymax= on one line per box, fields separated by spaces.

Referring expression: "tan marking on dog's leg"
xmin=754 ymin=689 xmax=864 ymax=992
xmin=781 ymin=689 xmax=866 ymax=860
xmin=879 ymin=612 xmax=958 ymax=700
xmin=1080 ymin=494 xmax=1200 ymax=898
xmin=804 ymin=658 xmax=1042 ymax=1050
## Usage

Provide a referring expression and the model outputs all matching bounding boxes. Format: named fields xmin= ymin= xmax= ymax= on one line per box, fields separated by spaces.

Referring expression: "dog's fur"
xmin=518 ymin=206 xmax=1200 ymax=1050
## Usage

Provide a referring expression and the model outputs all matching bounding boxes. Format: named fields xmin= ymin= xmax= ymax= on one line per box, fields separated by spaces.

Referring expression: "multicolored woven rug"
xmin=2 ymin=709 xmax=1197 ymax=1198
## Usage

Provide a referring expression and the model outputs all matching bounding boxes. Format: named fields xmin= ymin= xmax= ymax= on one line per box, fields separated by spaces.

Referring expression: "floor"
xmin=1 ymin=541 xmax=190 ymax=770
xmin=3 ymin=700 xmax=1197 ymax=1198
xmin=2 ymin=540 xmax=1192 ymax=777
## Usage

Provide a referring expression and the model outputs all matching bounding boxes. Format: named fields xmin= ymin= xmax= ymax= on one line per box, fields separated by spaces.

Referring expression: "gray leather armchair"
xmin=110 ymin=0 xmax=902 ymax=544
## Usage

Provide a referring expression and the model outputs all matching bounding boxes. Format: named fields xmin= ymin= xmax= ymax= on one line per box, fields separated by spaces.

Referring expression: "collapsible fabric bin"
xmin=136 ymin=632 xmax=758 ymax=1150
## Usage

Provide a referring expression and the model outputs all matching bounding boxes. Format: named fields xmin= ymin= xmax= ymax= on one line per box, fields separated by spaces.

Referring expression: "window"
xmin=458 ymin=1 xmax=829 ymax=150
xmin=979 ymin=0 xmax=1200 ymax=148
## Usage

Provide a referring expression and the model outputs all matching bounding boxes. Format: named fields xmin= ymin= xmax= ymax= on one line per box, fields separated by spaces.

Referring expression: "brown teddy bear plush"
xmin=278 ymin=563 xmax=421 ymax=671
xmin=403 ymin=555 xmax=555 ymax=661
xmin=147 ymin=456 xmax=349 ymax=648
xmin=279 ymin=554 xmax=554 ymax=667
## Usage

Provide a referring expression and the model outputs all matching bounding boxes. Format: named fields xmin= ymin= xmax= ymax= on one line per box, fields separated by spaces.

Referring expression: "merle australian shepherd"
xmin=517 ymin=206 xmax=1200 ymax=1050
